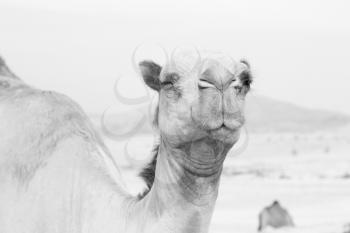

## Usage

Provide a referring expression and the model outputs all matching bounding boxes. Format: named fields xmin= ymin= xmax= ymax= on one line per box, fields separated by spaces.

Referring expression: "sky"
xmin=0 ymin=0 xmax=349 ymax=115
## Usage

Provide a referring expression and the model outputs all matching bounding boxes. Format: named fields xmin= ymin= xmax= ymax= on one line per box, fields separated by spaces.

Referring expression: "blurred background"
xmin=1 ymin=0 xmax=350 ymax=232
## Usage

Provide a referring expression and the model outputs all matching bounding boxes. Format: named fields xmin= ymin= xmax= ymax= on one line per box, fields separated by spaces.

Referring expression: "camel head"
xmin=139 ymin=52 xmax=252 ymax=148
xmin=138 ymin=51 xmax=253 ymax=203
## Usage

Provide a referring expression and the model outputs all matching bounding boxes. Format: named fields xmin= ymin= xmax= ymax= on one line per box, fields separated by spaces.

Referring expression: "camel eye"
xmin=161 ymin=81 xmax=174 ymax=89
xmin=161 ymin=73 xmax=180 ymax=90
xmin=234 ymin=85 xmax=243 ymax=94
xmin=198 ymin=80 xmax=215 ymax=89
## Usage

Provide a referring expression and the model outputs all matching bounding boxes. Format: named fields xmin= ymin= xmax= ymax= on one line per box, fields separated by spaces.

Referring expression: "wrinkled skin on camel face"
xmin=140 ymin=53 xmax=252 ymax=148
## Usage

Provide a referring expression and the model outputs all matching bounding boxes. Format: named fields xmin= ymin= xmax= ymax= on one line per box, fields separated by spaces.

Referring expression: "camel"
xmin=258 ymin=200 xmax=295 ymax=232
xmin=0 ymin=52 xmax=252 ymax=233
xmin=343 ymin=223 xmax=350 ymax=233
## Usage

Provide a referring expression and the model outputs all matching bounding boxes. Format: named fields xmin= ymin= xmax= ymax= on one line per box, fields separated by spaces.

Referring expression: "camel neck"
xmin=130 ymin=137 xmax=230 ymax=233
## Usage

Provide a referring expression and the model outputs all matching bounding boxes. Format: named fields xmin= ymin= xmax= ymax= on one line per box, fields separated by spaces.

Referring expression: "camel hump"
xmin=0 ymin=55 xmax=19 ymax=80
xmin=0 ymin=84 xmax=123 ymax=185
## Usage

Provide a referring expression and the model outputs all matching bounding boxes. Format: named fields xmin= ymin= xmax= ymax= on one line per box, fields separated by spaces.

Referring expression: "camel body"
xmin=0 ymin=75 xmax=133 ymax=233
xmin=0 ymin=52 xmax=253 ymax=233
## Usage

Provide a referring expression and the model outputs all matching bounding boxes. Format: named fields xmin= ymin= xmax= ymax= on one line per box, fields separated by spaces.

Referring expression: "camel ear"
xmin=238 ymin=59 xmax=253 ymax=88
xmin=139 ymin=60 xmax=162 ymax=92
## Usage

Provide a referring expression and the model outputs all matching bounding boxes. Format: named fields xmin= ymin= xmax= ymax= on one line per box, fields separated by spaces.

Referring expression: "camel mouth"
xmin=209 ymin=124 xmax=236 ymax=138
xmin=209 ymin=122 xmax=241 ymax=132
xmin=217 ymin=123 xmax=231 ymax=130
xmin=190 ymin=107 xmax=243 ymax=138
xmin=203 ymin=122 xmax=241 ymax=145
xmin=207 ymin=124 xmax=231 ymax=134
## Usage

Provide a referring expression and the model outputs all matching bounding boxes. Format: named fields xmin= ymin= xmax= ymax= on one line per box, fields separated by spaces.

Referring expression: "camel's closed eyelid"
xmin=228 ymin=77 xmax=238 ymax=87
xmin=160 ymin=81 xmax=173 ymax=88
xmin=198 ymin=79 xmax=215 ymax=89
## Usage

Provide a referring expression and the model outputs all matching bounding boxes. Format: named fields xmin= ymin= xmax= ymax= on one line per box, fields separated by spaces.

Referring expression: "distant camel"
xmin=344 ymin=223 xmax=350 ymax=233
xmin=258 ymin=200 xmax=295 ymax=231
xmin=0 ymin=52 xmax=252 ymax=233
